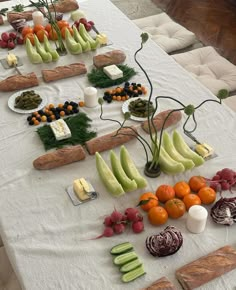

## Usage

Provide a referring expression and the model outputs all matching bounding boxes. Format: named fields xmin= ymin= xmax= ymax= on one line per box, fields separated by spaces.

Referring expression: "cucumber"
xmin=95 ymin=152 xmax=124 ymax=197
xmin=120 ymin=259 xmax=142 ymax=273
xmin=110 ymin=150 xmax=137 ymax=192
xmin=162 ymin=131 xmax=195 ymax=170
xmin=159 ymin=145 xmax=185 ymax=174
xmin=121 ymin=265 xmax=146 ymax=283
xmin=120 ymin=146 xmax=147 ymax=189
xmin=172 ymin=130 xmax=205 ymax=167
xmin=113 ymin=251 xmax=138 ymax=266
xmin=110 ymin=242 xmax=133 ymax=255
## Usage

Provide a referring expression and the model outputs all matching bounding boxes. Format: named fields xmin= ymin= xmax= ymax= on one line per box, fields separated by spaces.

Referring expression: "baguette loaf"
xmin=33 ymin=145 xmax=86 ymax=170
xmin=141 ymin=110 xmax=182 ymax=133
xmin=141 ymin=277 xmax=177 ymax=290
xmin=7 ymin=8 xmax=44 ymax=23
xmin=42 ymin=63 xmax=87 ymax=83
xmin=176 ymin=245 xmax=236 ymax=290
xmin=85 ymin=127 xmax=137 ymax=155
xmin=93 ymin=50 xmax=126 ymax=68
xmin=49 ymin=0 xmax=79 ymax=12
xmin=0 ymin=73 xmax=39 ymax=92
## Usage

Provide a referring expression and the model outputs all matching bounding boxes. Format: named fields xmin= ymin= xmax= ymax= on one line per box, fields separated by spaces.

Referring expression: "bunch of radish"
xmin=207 ymin=168 xmax=236 ymax=192
xmin=94 ymin=208 xmax=144 ymax=239
xmin=0 ymin=32 xmax=23 ymax=49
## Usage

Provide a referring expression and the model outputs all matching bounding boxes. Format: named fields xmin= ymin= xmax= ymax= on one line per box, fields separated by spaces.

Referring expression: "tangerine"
xmin=174 ymin=181 xmax=191 ymax=199
xmin=21 ymin=26 xmax=33 ymax=38
xmin=156 ymin=184 xmax=175 ymax=203
xmin=33 ymin=24 xmax=45 ymax=34
xmin=164 ymin=198 xmax=186 ymax=219
xmin=183 ymin=193 xmax=201 ymax=210
xmin=36 ymin=29 xmax=49 ymax=42
xmin=139 ymin=192 xmax=158 ymax=212
xmin=148 ymin=206 xmax=168 ymax=226
xmin=61 ymin=26 xmax=73 ymax=39
xmin=197 ymin=187 xmax=216 ymax=204
xmin=189 ymin=176 xmax=206 ymax=192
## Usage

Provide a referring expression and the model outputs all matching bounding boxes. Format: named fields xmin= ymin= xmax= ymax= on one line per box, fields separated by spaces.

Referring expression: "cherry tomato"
xmin=24 ymin=33 xmax=35 ymax=45
xmin=33 ymin=24 xmax=45 ymax=34
xmin=57 ymin=20 xmax=70 ymax=30
xmin=60 ymin=26 xmax=73 ymax=39
xmin=49 ymin=28 xmax=58 ymax=40
xmin=21 ymin=26 xmax=33 ymax=38
xmin=45 ymin=23 xmax=52 ymax=33
xmin=36 ymin=30 xmax=49 ymax=42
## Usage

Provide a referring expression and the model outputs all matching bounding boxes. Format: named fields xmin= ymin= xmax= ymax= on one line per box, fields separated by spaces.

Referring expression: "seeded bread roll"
xmin=42 ymin=63 xmax=87 ymax=83
xmin=33 ymin=145 xmax=86 ymax=170
xmin=141 ymin=110 xmax=182 ymax=133
xmin=93 ymin=50 xmax=126 ymax=68
xmin=0 ymin=73 xmax=39 ymax=92
xmin=141 ymin=277 xmax=177 ymax=290
xmin=176 ymin=245 xmax=236 ymax=290
xmin=85 ymin=127 xmax=137 ymax=155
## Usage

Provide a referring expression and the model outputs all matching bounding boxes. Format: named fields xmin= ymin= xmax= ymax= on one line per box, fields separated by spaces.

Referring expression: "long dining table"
xmin=0 ymin=0 xmax=236 ymax=289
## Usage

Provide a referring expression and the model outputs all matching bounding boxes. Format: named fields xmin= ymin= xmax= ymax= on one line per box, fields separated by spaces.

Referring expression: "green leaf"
xmin=12 ymin=4 xmax=25 ymax=12
xmin=124 ymin=112 xmax=131 ymax=120
xmin=136 ymin=198 xmax=156 ymax=207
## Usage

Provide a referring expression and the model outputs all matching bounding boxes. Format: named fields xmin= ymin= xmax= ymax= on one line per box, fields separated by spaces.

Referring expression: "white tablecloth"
xmin=0 ymin=1 xmax=236 ymax=290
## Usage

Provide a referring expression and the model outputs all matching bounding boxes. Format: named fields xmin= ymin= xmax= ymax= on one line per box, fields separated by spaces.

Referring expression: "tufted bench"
xmin=172 ymin=46 xmax=236 ymax=96
xmin=133 ymin=13 xmax=197 ymax=53
xmin=0 ymin=247 xmax=21 ymax=290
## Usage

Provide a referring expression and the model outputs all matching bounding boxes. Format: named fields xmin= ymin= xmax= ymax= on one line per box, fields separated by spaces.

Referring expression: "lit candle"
xmin=84 ymin=87 xmax=98 ymax=108
xmin=186 ymin=205 xmax=208 ymax=234
xmin=32 ymin=11 xmax=44 ymax=26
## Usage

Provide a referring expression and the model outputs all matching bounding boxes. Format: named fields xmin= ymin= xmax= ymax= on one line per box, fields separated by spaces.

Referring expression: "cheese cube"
xmin=103 ymin=65 xmax=123 ymax=80
xmin=73 ymin=179 xmax=90 ymax=201
xmin=195 ymin=143 xmax=214 ymax=158
xmin=50 ymin=119 xmax=71 ymax=141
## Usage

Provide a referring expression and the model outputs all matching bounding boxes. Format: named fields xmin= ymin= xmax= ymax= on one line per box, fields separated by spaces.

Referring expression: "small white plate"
xmin=8 ymin=90 xmax=47 ymax=114
xmin=122 ymin=97 xmax=157 ymax=122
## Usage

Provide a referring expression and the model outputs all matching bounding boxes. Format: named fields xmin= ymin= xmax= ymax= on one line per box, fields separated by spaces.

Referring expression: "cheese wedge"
xmin=6 ymin=53 xmax=17 ymax=67
xmin=195 ymin=143 xmax=214 ymax=158
xmin=73 ymin=179 xmax=90 ymax=201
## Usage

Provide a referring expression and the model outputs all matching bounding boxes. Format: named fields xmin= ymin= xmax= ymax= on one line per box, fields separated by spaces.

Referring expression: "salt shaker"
xmin=186 ymin=205 xmax=208 ymax=234
xmin=84 ymin=87 xmax=98 ymax=108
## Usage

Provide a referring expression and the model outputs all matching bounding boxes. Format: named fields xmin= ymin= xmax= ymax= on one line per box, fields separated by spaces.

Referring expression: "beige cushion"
xmin=172 ymin=46 xmax=236 ymax=95
xmin=0 ymin=247 xmax=21 ymax=290
xmin=133 ymin=13 xmax=196 ymax=53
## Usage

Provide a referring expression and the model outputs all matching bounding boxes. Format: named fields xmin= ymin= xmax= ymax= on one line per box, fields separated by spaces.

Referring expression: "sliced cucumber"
xmin=120 ymin=145 xmax=147 ymax=189
xmin=113 ymin=251 xmax=138 ymax=266
xmin=157 ymin=140 xmax=185 ymax=174
xmin=121 ymin=265 xmax=146 ymax=283
xmin=110 ymin=242 xmax=133 ymax=255
xmin=120 ymin=259 xmax=142 ymax=273
xmin=95 ymin=152 xmax=124 ymax=197
xmin=162 ymin=131 xmax=195 ymax=170
xmin=172 ymin=130 xmax=205 ymax=167
xmin=110 ymin=150 xmax=137 ymax=192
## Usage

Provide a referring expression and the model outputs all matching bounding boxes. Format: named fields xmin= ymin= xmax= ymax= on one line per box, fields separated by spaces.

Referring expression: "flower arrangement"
xmin=29 ymin=0 xmax=67 ymax=55
xmin=98 ymin=33 xmax=229 ymax=177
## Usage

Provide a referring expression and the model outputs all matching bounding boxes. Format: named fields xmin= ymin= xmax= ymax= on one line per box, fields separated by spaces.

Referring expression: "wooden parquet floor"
xmin=152 ymin=0 xmax=236 ymax=65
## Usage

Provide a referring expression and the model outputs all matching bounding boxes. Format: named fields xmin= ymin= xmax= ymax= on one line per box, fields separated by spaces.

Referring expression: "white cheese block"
xmin=103 ymin=65 xmax=123 ymax=80
xmin=50 ymin=119 xmax=71 ymax=141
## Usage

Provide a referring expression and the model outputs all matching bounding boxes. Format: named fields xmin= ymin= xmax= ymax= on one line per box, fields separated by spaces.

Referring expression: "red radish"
xmin=16 ymin=37 xmax=24 ymax=45
xmin=79 ymin=18 xmax=87 ymax=25
xmin=85 ymin=23 xmax=92 ymax=31
xmin=9 ymin=32 xmax=17 ymax=40
xmin=7 ymin=40 xmax=15 ymax=49
xmin=103 ymin=216 xmax=113 ymax=227
xmin=88 ymin=20 xmax=94 ymax=26
xmin=88 ymin=227 xmax=114 ymax=240
xmin=132 ymin=221 xmax=144 ymax=233
xmin=0 ymin=39 xmax=7 ymax=48
xmin=113 ymin=223 xmax=125 ymax=234
xmin=1 ymin=32 xmax=9 ymax=42
xmin=125 ymin=207 xmax=142 ymax=222
xmin=110 ymin=209 xmax=123 ymax=223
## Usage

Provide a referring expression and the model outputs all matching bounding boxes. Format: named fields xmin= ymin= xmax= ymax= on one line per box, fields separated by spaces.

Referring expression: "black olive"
xmin=56 ymin=107 xmax=62 ymax=112
xmin=125 ymin=82 xmax=130 ymax=87
xmin=64 ymin=101 xmax=69 ymax=105
xmin=137 ymin=83 xmax=142 ymax=87
xmin=73 ymin=108 xmax=79 ymax=113
xmin=138 ymin=90 xmax=142 ymax=95
xmin=103 ymin=95 xmax=108 ymax=101
xmin=27 ymin=116 xmax=32 ymax=121
xmin=47 ymin=117 xmax=52 ymax=122
xmin=51 ymin=108 xmax=56 ymax=113
xmin=104 ymin=91 xmax=110 ymax=96
xmin=36 ymin=117 xmax=41 ymax=122
xmin=65 ymin=110 xmax=70 ymax=115
xmin=55 ymin=114 xmax=60 ymax=120
xmin=29 ymin=120 xmax=34 ymax=125
xmin=107 ymin=99 xmax=112 ymax=103
xmin=133 ymin=93 xmax=139 ymax=98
